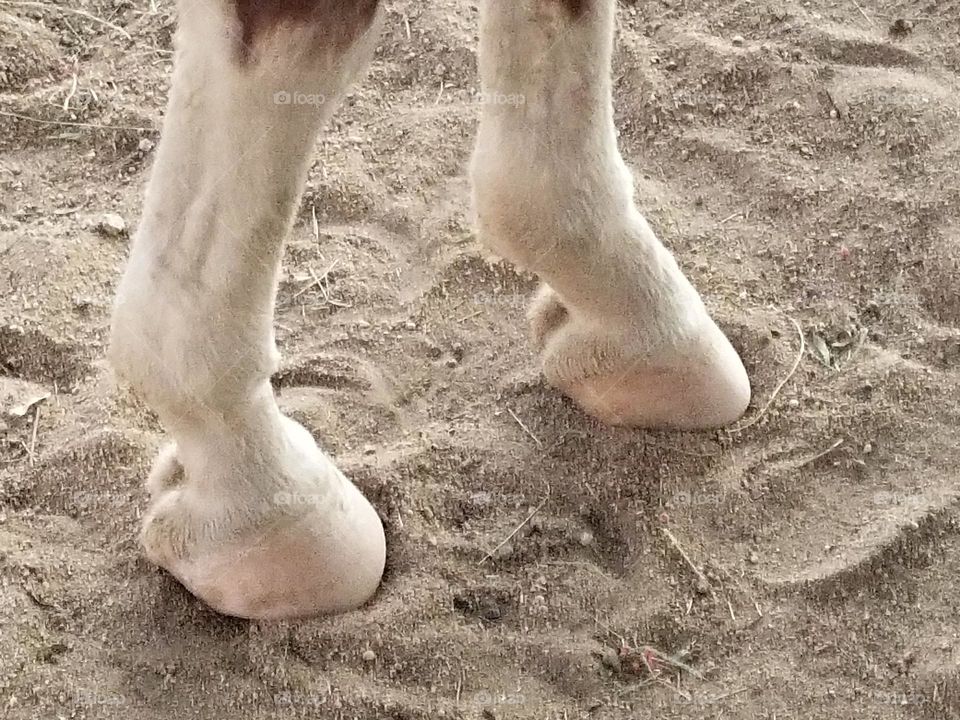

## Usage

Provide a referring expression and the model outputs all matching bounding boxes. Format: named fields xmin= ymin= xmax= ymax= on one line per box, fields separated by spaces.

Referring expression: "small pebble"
xmin=469 ymin=491 xmax=493 ymax=509
xmin=362 ymin=649 xmax=377 ymax=663
xmin=480 ymin=603 xmax=502 ymax=622
xmin=889 ymin=18 xmax=914 ymax=37
xmin=578 ymin=530 xmax=594 ymax=547
xmin=601 ymin=647 xmax=621 ymax=672
xmin=748 ymin=551 xmax=760 ymax=565
xmin=732 ymin=34 xmax=745 ymax=46
xmin=97 ymin=213 xmax=127 ymax=238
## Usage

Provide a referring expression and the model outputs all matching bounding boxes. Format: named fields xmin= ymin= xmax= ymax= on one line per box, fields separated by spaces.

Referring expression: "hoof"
xmin=529 ymin=284 xmax=751 ymax=429
xmin=140 ymin=419 xmax=386 ymax=619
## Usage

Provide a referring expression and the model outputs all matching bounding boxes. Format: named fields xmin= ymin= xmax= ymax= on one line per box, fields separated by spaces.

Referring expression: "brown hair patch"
xmin=232 ymin=0 xmax=380 ymax=58
xmin=555 ymin=0 xmax=590 ymax=18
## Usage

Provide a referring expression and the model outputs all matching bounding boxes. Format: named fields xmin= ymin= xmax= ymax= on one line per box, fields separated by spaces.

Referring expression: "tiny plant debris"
xmin=7 ymin=393 xmax=49 ymax=419
xmin=809 ymin=332 xmax=833 ymax=368
xmin=618 ymin=644 xmax=703 ymax=682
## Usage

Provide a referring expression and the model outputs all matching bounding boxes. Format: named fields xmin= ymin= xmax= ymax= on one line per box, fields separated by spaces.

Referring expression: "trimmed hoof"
xmin=529 ymin=284 xmax=751 ymax=429
xmin=140 ymin=419 xmax=385 ymax=619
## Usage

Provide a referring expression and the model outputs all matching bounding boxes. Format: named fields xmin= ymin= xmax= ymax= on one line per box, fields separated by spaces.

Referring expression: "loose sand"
xmin=2 ymin=1 xmax=959 ymax=718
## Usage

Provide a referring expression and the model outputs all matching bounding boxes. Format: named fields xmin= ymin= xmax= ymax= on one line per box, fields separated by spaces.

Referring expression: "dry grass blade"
xmin=0 ymin=0 xmax=133 ymax=39
xmin=728 ymin=315 xmax=805 ymax=433
xmin=507 ymin=407 xmax=543 ymax=448
xmin=795 ymin=438 xmax=844 ymax=468
xmin=0 ymin=109 xmax=154 ymax=133
xmin=643 ymin=645 xmax=704 ymax=680
xmin=28 ymin=404 xmax=41 ymax=466
xmin=849 ymin=0 xmax=877 ymax=25
xmin=662 ymin=527 xmax=717 ymax=599
xmin=479 ymin=487 xmax=551 ymax=565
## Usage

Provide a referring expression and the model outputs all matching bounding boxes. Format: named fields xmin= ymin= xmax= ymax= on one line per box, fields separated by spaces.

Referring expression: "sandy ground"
xmin=2 ymin=0 xmax=960 ymax=718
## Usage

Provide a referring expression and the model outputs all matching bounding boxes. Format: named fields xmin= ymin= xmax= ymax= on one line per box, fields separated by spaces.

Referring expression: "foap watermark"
xmin=475 ymin=90 xmax=525 ymax=107
xmin=872 ymin=490 xmax=915 ymax=505
xmin=438 ymin=88 xmax=527 ymax=108
xmin=272 ymin=90 xmax=327 ymax=107
xmin=866 ymin=690 xmax=928 ymax=706
xmin=471 ymin=690 xmax=527 ymax=707
xmin=62 ymin=491 xmax=130 ymax=510
xmin=69 ymin=689 xmax=127 ymax=708
xmin=271 ymin=691 xmax=333 ymax=709
xmin=669 ymin=490 xmax=727 ymax=508
xmin=272 ymin=491 xmax=328 ymax=507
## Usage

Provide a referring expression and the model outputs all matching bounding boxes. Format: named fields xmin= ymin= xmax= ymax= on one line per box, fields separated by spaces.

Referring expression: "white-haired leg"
xmin=109 ymin=0 xmax=386 ymax=619
xmin=471 ymin=0 xmax=750 ymax=428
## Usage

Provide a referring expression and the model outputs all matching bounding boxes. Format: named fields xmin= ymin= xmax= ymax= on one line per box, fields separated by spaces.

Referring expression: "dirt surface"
xmin=2 ymin=0 xmax=960 ymax=718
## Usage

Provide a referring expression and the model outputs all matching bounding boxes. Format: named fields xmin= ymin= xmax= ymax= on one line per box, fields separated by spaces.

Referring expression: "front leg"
xmin=109 ymin=0 xmax=386 ymax=619
xmin=471 ymin=0 xmax=750 ymax=428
